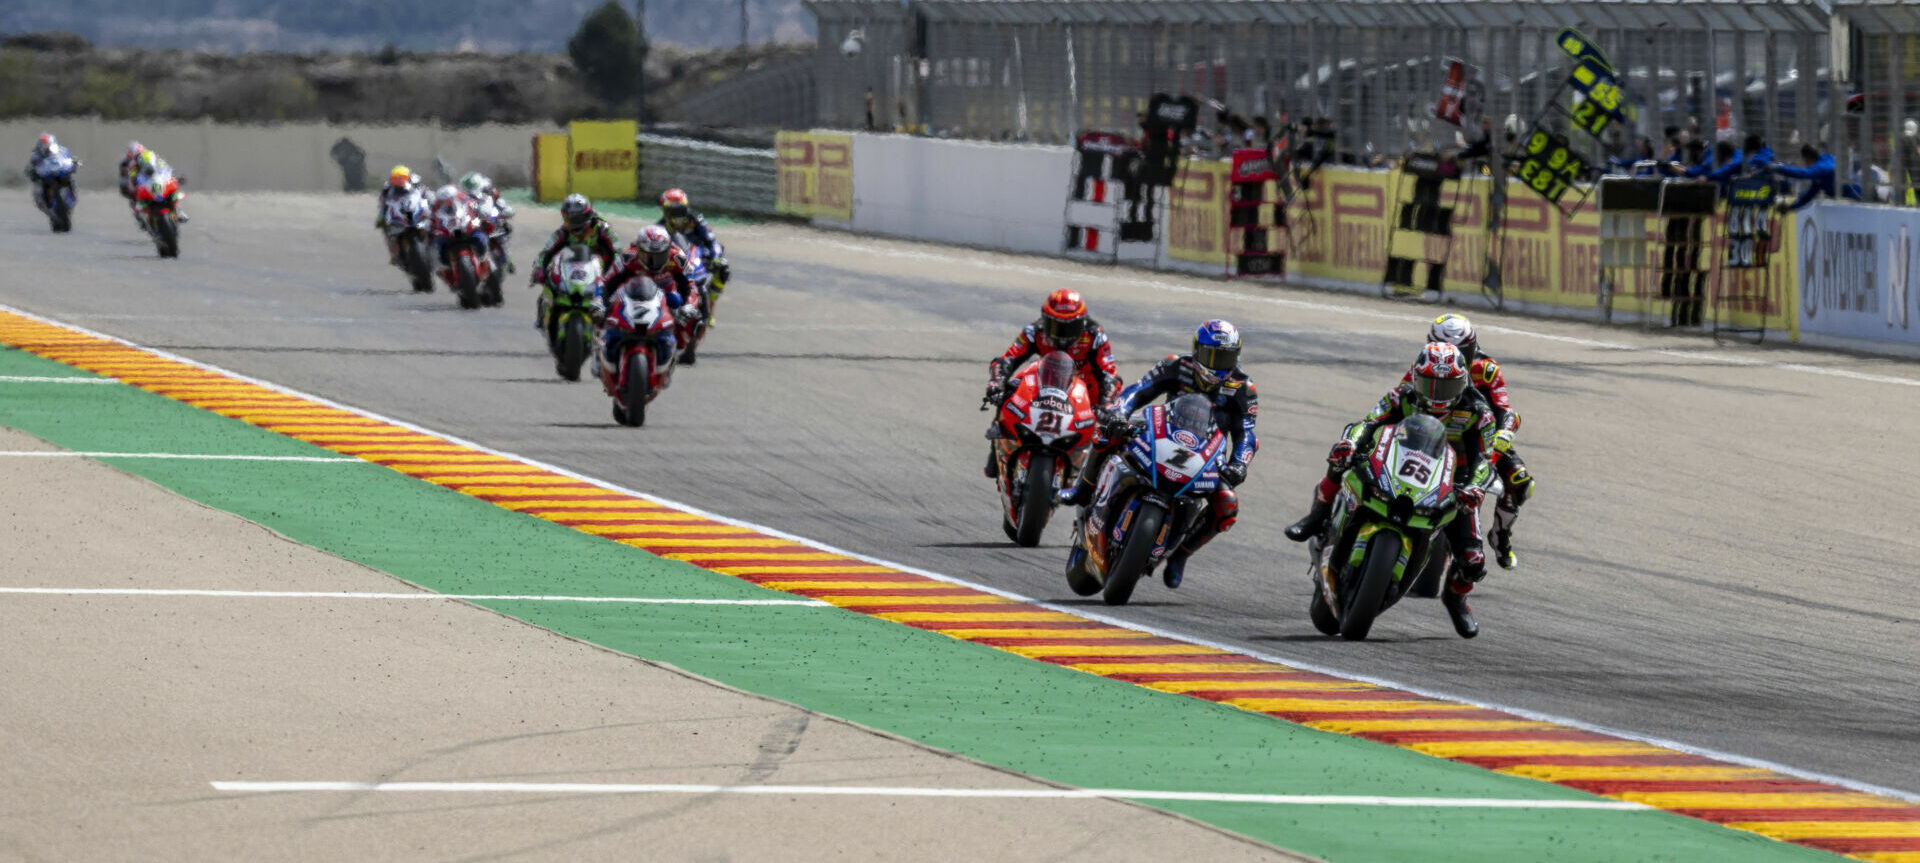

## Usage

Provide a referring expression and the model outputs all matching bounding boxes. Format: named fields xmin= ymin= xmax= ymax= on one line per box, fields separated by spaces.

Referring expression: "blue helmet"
xmin=1193 ymin=319 xmax=1241 ymax=375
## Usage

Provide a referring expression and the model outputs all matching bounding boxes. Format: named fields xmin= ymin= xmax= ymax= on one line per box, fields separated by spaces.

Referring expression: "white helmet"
xmin=435 ymin=184 xmax=460 ymax=204
xmin=1427 ymin=313 xmax=1477 ymax=361
xmin=635 ymin=224 xmax=673 ymax=270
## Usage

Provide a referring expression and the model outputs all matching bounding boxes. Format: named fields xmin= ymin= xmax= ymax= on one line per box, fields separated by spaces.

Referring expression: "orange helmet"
xmin=1040 ymin=289 xmax=1088 ymax=343
xmin=660 ymin=188 xmax=690 ymax=219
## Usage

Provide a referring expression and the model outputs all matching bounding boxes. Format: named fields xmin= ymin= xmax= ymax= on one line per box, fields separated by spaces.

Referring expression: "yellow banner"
xmin=532 ymin=133 xmax=569 ymax=204
xmin=566 ymin=120 xmax=637 ymax=201
xmin=776 ymin=131 xmax=853 ymax=222
xmin=1273 ymin=164 xmax=1796 ymax=337
xmin=1166 ymin=160 xmax=1231 ymax=266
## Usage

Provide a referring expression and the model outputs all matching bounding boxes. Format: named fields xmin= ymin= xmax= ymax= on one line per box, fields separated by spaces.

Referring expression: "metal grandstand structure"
xmin=804 ymin=0 xmax=1919 ymax=193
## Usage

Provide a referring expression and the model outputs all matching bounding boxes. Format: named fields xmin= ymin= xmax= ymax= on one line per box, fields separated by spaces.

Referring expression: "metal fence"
xmin=636 ymin=134 xmax=779 ymax=216
xmin=679 ymin=54 xmax=819 ymax=130
xmin=805 ymin=0 xmax=1920 ymax=200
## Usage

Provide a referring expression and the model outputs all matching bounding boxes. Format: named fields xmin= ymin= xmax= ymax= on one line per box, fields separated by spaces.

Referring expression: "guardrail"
xmin=637 ymin=134 xmax=778 ymax=217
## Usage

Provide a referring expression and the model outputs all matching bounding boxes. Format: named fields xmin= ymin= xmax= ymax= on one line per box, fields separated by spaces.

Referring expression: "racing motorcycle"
xmin=434 ymin=198 xmax=499 ymax=309
xmin=595 ymin=280 xmax=692 ymax=427
xmin=984 ymin=352 xmax=1097 ymax=546
xmin=135 ymin=167 xmax=183 ymax=258
xmin=538 ymin=248 xmax=599 ymax=381
xmin=1300 ymin=414 xmax=1492 ymax=640
xmin=475 ymin=196 xmax=512 ymax=301
xmin=384 ymin=187 xmax=434 ymax=292
xmin=673 ymin=235 xmax=712 ymax=365
xmin=30 ymin=153 xmax=77 ymax=233
xmin=1064 ymin=394 xmax=1226 ymax=606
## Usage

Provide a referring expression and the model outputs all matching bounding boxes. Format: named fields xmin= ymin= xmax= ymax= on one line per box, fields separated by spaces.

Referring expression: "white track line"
xmin=0 ymin=451 xmax=361 ymax=462
xmin=207 ymin=781 xmax=1650 ymax=809
xmin=819 ymin=239 xmax=1920 ymax=389
xmin=0 ymin=375 xmax=113 ymax=384
xmin=0 ymin=588 xmax=826 ymax=606
xmin=5 ymin=302 xmax=1914 ymax=804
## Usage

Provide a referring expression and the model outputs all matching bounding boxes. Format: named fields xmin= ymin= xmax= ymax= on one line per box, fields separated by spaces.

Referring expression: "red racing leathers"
xmin=988 ymin=319 xmax=1123 ymax=407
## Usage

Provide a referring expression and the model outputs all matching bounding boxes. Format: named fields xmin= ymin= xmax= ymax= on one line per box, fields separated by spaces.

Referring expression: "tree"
xmin=568 ymin=0 xmax=640 ymax=107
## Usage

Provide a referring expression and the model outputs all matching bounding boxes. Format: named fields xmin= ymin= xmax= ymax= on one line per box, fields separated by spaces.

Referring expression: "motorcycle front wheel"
xmin=556 ymin=315 xmax=588 ymax=382
xmin=1012 ymin=451 xmax=1055 ymax=548
xmin=1339 ymin=533 xmax=1401 ymax=641
xmin=1101 ymin=502 xmax=1165 ymax=606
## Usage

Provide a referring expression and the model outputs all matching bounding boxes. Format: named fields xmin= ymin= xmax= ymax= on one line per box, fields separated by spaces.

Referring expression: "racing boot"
xmin=1441 ymin=582 xmax=1479 ymax=639
xmin=1058 ymin=472 xmax=1096 ymax=506
xmin=1284 ymin=499 xmax=1332 ymax=542
xmin=1162 ymin=552 xmax=1189 ymax=589
xmin=1489 ymin=527 xmax=1517 ymax=570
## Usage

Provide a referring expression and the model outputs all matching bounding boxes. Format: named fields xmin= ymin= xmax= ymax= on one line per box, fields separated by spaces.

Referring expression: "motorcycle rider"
xmin=531 ymin=194 xmax=621 ymax=329
xmin=461 ymin=171 xmax=515 ymax=271
xmin=1416 ymin=314 xmax=1534 ymax=570
xmin=131 ymin=149 xmax=188 ymax=224
xmin=984 ymin=289 xmax=1124 ymax=480
xmin=659 ymin=188 xmax=728 ymax=281
xmin=429 ymin=184 xmax=487 ymax=270
xmin=1283 ymin=342 xmax=1496 ymax=638
xmin=373 ymin=166 xmax=426 ymax=265
xmin=594 ymin=224 xmax=700 ymax=378
xmin=118 ymin=141 xmax=145 ymax=208
xmin=24 ymin=133 xmax=76 ymax=214
xmin=1059 ymin=320 xmax=1258 ymax=589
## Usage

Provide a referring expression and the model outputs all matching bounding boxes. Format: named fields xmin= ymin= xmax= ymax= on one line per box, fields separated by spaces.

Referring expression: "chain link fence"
xmin=677 ymin=54 xmax=818 ymax=131
xmin=637 ymin=134 xmax=778 ymax=216
xmin=803 ymin=0 xmax=1919 ymax=200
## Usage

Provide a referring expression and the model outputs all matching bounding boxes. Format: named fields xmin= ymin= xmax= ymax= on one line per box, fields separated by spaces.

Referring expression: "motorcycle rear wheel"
xmin=1063 ymin=522 xmax=1102 ymax=596
xmin=1339 ymin=534 xmax=1400 ymax=641
xmin=1012 ymin=451 xmax=1055 ymax=548
xmin=1309 ymin=583 xmax=1340 ymax=636
xmin=1101 ymin=503 xmax=1165 ymax=606
xmin=405 ymin=241 xmax=432 ymax=292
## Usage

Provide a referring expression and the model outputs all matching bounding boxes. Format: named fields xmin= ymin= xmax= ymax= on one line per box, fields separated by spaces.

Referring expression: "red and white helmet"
xmin=635 ymin=224 xmax=674 ymax=270
xmin=1409 ymin=342 xmax=1469 ymax=415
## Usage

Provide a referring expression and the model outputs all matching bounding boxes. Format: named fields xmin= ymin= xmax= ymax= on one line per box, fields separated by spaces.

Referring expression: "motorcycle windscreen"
xmin=1166 ymin=393 xmax=1215 ymax=437
xmin=1038 ymin=352 xmax=1075 ymax=392
xmin=1393 ymin=413 xmax=1450 ymax=459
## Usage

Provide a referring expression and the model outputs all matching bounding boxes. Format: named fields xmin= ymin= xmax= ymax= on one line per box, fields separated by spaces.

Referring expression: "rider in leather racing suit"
xmin=984 ymin=289 xmax=1124 ymax=479
xmin=596 ymin=225 xmax=699 ymax=375
xmin=373 ymin=166 xmax=426 ymax=264
xmin=530 ymin=194 xmax=621 ymax=328
xmin=1413 ymin=314 xmax=1534 ymax=570
xmin=118 ymin=142 xmax=145 ymax=206
xmin=461 ymin=171 xmax=514 ymax=272
xmin=24 ymin=134 xmax=76 ymax=212
xmin=658 ymin=189 xmax=731 ymax=323
xmin=1284 ymin=342 xmax=1495 ymax=638
xmin=1060 ymin=319 xmax=1258 ymax=589
xmin=130 ymin=149 xmax=188 ymax=223
xmin=429 ymin=185 xmax=487 ymax=267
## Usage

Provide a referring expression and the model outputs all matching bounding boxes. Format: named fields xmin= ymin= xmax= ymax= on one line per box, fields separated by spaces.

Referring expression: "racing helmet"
xmin=1409 ymin=342 xmax=1470 ymax=415
xmin=1393 ymin=412 xmax=1449 ymax=460
xmin=125 ymin=141 xmax=146 ymax=163
xmin=635 ymin=224 xmax=674 ymax=270
xmin=1191 ymin=319 xmax=1241 ymax=387
xmin=459 ymin=171 xmax=487 ymax=197
xmin=434 ymin=184 xmax=460 ymax=205
xmin=1428 ymin=313 xmax=1478 ymax=362
xmin=1167 ymin=393 xmax=1216 ymax=436
xmin=561 ymin=193 xmax=593 ymax=229
xmin=1038 ymin=351 xmax=1075 ymax=392
xmin=1040 ymin=289 xmax=1088 ymax=344
xmin=138 ymin=150 xmax=158 ymax=171
xmin=660 ymin=188 xmax=691 ymax=222
xmin=35 ymin=133 xmax=54 ymax=155
xmin=388 ymin=165 xmax=412 ymax=188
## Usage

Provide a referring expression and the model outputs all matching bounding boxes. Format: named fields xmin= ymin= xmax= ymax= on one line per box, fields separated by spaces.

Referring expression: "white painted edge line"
xmin=0 ymin=375 xmax=114 ymax=384
xmin=206 ymin=781 xmax=1650 ymax=810
xmin=0 ymin=588 xmax=826 ymax=606
xmin=0 ymin=451 xmax=362 ymax=462
xmin=6 ymin=302 xmax=1915 ymax=805
xmin=817 ymin=238 xmax=1920 ymax=389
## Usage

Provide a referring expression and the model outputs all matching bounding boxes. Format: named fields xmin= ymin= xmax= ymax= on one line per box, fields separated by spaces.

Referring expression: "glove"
xmin=674 ymin=305 xmax=702 ymax=327
xmin=1097 ymin=409 xmax=1132 ymax=440
xmin=1455 ymin=485 xmax=1485 ymax=509
xmin=713 ymin=259 xmax=731 ymax=284
xmin=1220 ymin=462 xmax=1247 ymax=487
xmin=983 ymin=379 xmax=1006 ymax=405
xmin=1328 ymin=439 xmax=1356 ymax=466
xmin=1492 ymin=429 xmax=1515 ymax=454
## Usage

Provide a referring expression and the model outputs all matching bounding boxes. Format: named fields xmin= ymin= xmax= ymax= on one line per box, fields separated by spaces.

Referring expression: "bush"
xmin=567 ymin=1 xmax=641 ymax=107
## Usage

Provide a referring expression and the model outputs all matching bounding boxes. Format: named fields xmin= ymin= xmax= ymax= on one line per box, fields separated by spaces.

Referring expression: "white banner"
xmin=1796 ymin=202 xmax=1920 ymax=345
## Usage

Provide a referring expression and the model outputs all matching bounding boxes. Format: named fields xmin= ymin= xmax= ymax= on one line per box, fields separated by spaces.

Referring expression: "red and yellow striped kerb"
xmin=2 ymin=309 xmax=1915 ymax=862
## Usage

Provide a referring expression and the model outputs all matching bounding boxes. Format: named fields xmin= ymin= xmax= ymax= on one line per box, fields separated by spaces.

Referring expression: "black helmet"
xmin=561 ymin=194 xmax=593 ymax=229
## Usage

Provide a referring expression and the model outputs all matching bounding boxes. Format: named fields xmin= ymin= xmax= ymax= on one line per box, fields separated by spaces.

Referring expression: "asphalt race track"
xmin=4 ymin=192 xmax=1915 ymax=796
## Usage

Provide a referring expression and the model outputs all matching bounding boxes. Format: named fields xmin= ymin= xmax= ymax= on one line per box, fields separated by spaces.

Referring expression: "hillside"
xmin=0 ymin=0 xmax=811 ymax=52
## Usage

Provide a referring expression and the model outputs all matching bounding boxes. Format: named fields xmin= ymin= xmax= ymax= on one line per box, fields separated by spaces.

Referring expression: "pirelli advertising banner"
xmin=567 ymin=120 xmax=637 ymax=201
xmin=776 ymin=130 xmax=852 ymax=222
xmin=1173 ymin=161 xmax=1794 ymax=335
